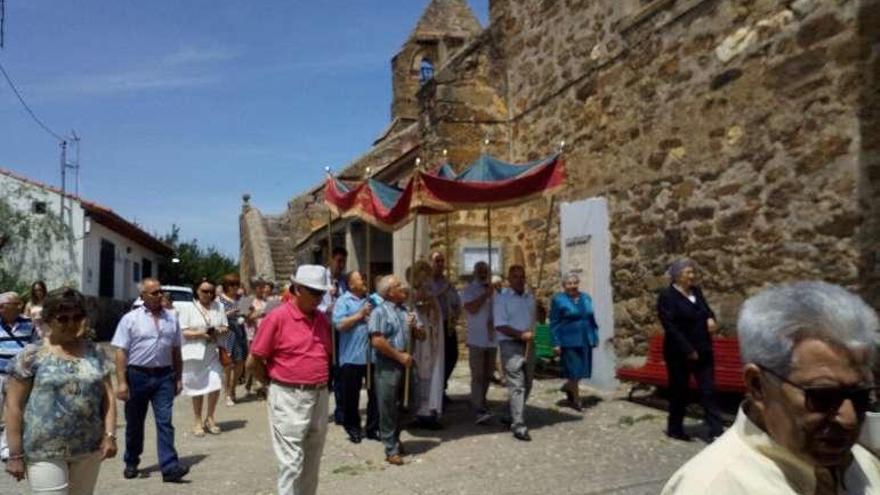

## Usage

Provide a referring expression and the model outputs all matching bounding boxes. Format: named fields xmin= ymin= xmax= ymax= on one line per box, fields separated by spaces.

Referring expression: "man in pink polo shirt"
xmin=246 ymin=265 xmax=332 ymax=495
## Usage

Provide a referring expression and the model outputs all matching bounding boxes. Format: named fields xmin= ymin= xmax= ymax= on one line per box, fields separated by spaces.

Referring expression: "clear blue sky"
xmin=0 ymin=1 xmax=489 ymax=259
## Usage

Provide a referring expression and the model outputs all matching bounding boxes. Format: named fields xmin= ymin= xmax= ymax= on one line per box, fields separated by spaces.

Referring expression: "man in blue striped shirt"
xmin=369 ymin=275 xmax=415 ymax=466
xmin=332 ymin=271 xmax=378 ymax=444
xmin=0 ymin=292 xmax=37 ymax=461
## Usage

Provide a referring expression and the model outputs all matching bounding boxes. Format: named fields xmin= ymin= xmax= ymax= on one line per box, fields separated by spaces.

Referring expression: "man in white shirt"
xmin=461 ymin=261 xmax=496 ymax=425
xmin=493 ymin=265 xmax=536 ymax=441
xmin=662 ymin=281 xmax=880 ymax=494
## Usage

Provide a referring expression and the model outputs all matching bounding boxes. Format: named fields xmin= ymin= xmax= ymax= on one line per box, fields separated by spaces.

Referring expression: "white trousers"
xmin=268 ymin=384 xmax=329 ymax=495
xmin=26 ymin=451 xmax=102 ymax=495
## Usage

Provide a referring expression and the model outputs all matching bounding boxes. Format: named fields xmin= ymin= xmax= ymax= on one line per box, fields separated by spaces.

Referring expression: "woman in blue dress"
xmin=549 ymin=272 xmax=599 ymax=412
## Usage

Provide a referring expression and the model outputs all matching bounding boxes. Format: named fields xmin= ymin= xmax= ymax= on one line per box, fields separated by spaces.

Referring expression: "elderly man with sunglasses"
xmin=662 ymin=281 xmax=880 ymax=494
xmin=247 ymin=265 xmax=333 ymax=495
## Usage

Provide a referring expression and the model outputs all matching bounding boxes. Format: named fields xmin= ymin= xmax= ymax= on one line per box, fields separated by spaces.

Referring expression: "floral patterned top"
xmin=7 ymin=342 xmax=109 ymax=461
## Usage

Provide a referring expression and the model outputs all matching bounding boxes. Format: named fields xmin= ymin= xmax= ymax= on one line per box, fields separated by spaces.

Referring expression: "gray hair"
xmin=376 ymin=275 xmax=399 ymax=298
xmin=737 ymin=281 xmax=880 ymax=376
xmin=668 ymin=258 xmax=695 ymax=281
xmin=138 ymin=277 xmax=160 ymax=294
xmin=562 ymin=272 xmax=580 ymax=285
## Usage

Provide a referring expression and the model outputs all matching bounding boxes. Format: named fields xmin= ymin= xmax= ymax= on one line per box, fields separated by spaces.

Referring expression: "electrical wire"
xmin=0 ymin=59 xmax=65 ymax=141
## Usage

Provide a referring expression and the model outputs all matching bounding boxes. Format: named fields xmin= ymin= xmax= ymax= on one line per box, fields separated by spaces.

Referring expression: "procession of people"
xmin=2 ymin=255 xmax=880 ymax=494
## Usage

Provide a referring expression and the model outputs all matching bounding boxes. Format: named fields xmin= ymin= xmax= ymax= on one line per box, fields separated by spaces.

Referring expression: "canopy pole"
xmin=404 ymin=158 xmax=421 ymax=409
xmin=487 ymin=206 xmax=495 ymax=342
xmin=404 ymin=214 xmax=417 ymax=409
xmin=443 ymin=149 xmax=451 ymax=281
xmin=445 ymin=214 xmax=451 ymax=280
xmin=325 ymin=167 xmax=337 ymax=368
xmin=365 ymin=219 xmax=373 ymax=391
xmin=363 ymin=167 xmax=374 ymax=390
xmin=487 ymin=207 xmax=492 ymax=277
xmin=536 ymin=195 xmax=556 ymax=295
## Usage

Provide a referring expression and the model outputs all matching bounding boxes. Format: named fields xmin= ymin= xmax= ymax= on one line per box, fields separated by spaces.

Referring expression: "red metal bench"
xmin=616 ymin=334 xmax=746 ymax=397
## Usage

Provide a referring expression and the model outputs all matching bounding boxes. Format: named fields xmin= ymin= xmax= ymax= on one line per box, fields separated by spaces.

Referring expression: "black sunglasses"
xmin=301 ymin=286 xmax=326 ymax=298
xmin=55 ymin=313 xmax=86 ymax=324
xmin=759 ymin=365 xmax=875 ymax=414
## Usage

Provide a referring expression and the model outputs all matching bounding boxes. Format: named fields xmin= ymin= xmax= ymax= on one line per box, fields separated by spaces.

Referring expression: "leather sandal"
xmin=192 ymin=422 xmax=205 ymax=437
xmin=204 ymin=419 xmax=221 ymax=434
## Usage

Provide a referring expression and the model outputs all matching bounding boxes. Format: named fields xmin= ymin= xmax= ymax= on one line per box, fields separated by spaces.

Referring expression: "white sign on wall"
xmin=560 ymin=197 xmax=617 ymax=390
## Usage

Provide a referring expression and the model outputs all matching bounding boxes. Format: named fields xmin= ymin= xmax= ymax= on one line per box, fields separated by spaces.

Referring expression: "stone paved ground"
xmin=0 ymin=357 xmax=713 ymax=495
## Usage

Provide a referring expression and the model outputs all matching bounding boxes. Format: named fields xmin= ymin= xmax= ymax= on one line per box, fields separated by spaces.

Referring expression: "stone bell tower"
xmin=390 ymin=0 xmax=482 ymax=122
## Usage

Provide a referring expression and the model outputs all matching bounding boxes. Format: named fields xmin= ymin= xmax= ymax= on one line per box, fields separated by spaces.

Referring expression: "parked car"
xmin=130 ymin=285 xmax=194 ymax=312
xmin=162 ymin=285 xmax=195 ymax=312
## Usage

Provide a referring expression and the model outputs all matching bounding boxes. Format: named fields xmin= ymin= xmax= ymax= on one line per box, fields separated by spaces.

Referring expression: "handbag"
xmin=218 ymin=346 xmax=233 ymax=367
xmin=194 ymin=302 xmax=233 ymax=366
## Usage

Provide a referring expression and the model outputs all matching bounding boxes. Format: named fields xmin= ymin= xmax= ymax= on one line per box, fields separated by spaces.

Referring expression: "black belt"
xmin=128 ymin=365 xmax=172 ymax=375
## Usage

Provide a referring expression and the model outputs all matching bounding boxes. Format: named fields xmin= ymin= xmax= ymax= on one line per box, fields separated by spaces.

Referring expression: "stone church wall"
xmin=422 ymin=0 xmax=877 ymax=356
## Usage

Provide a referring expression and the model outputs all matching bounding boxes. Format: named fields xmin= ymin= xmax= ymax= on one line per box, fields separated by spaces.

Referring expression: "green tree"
xmin=157 ymin=225 xmax=239 ymax=287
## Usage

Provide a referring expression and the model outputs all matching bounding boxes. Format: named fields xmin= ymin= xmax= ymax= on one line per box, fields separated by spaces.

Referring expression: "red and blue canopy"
xmin=324 ymin=153 xmax=565 ymax=231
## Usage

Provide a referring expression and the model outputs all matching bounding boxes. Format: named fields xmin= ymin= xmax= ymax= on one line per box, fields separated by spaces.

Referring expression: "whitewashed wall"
xmin=82 ymin=222 xmax=161 ymax=301
xmin=0 ymin=174 xmax=85 ymax=291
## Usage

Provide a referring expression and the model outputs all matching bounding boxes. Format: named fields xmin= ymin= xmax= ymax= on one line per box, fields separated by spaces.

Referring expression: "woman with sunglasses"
xmin=4 ymin=288 xmax=117 ymax=493
xmin=178 ymin=279 xmax=228 ymax=437
xmin=657 ymin=258 xmax=723 ymax=442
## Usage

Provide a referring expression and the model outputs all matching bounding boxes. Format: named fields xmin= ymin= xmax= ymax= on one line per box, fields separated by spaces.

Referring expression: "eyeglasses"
xmin=198 ymin=289 xmax=215 ymax=294
xmin=146 ymin=290 xmax=164 ymax=296
xmin=758 ymin=365 xmax=875 ymax=414
xmin=54 ymin=313 xmax=86 ymax=325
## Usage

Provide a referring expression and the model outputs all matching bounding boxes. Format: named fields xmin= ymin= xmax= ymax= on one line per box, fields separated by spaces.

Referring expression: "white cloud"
xmin=29 ymin=45 xmax=240 ymax=98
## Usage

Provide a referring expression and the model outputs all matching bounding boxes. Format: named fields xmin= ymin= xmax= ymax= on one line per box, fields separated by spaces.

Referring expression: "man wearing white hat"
xmin=0 ymin=292 xmax=37 ymax=461
xmin=247 ymin=265 xmax=333 ymax=495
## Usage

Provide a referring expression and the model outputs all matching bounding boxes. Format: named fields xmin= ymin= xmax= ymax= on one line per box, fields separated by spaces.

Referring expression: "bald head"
xmin=348 ymin=270 xmax=367 ymax=296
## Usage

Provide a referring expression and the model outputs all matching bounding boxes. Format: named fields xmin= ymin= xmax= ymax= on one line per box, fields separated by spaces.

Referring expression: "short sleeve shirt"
xmin=492 ymin=288 xmax=536 ymax=342
xmin=461 ymin=282 xmax=494 ymax=348
xmin=368 ymin=301 xmax=409 ymax=361
xmin=110 ymin=307 xmax=181 ymax=367
xmin=9 ymin=342 xmax=110 ymax=461
xmin=0 ymin=316 xmax=36 ymax=373
xmin=332 ymin=291 xmax=370 ymax=365
xmin=250 ymin=300 xmax=331 ymax=384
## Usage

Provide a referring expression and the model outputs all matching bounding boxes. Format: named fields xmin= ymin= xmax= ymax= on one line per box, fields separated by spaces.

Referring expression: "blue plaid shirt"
xmin=368 ymin=300 xmax=408 ymax=364
xmin=0 ymin=316 xmax=36 ymax=374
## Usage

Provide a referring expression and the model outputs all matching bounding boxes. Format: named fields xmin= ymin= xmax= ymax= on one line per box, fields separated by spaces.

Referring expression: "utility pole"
xmin=59 ymin=132 xmax=81 ymax=217
xmin=59 ymin=140 xmax=68 ymax=216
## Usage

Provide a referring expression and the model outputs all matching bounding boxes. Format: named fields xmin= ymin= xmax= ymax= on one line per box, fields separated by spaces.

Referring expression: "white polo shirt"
xmin=492 ymin=288 xmax=536 ymax=342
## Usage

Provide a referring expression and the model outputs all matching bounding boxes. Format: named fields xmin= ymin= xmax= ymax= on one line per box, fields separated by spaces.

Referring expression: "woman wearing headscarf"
xmin=657 ymin=258 xmax=723 ymax=441
xmin=549 ymin=273 xmax=599 ymax=412
xmin=3 ymin=288 xmax=116 ymax=493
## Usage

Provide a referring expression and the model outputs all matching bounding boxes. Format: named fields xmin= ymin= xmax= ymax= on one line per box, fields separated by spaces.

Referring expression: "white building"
xmin=0 ymin=168 xmax=172 ymax=301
